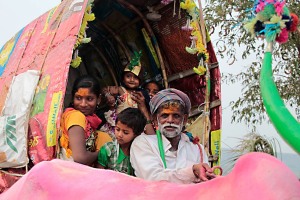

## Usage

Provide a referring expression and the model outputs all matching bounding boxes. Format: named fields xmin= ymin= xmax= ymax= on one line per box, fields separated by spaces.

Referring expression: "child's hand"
xmin=107 ymin=86 xmax=119 ymax=96
xmin=106 ymin=95 xmax=116 ymax=107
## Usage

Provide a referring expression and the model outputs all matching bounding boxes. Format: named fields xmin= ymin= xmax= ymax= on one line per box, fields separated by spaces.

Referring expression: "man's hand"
xmin=192 ymin=163 xmax=216 ymax=183
xmin=131 ymin=91 xmax=147 ymax=110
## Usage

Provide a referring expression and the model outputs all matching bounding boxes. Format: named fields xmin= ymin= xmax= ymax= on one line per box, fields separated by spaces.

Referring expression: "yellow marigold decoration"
xmin=190 ymin=21 xmax=209 ymax=60
xmin=72 ymin=2 xmax=95 ymax=68
xmin=180 ymin=0 xmax=209 ymax=76
xmin=180 ymin=0 xmax=196 ymax=12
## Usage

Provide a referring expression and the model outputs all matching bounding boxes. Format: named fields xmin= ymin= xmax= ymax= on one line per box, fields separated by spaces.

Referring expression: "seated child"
xmin=96 ymin=107 xmax=146 ymax=175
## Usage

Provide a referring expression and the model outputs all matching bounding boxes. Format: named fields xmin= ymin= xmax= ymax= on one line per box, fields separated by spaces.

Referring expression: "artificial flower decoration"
xmin=193 ymin=65 xmax=206 ymax=76
xmin=70 ymin=56 xmax=82 ymax=68
xmin=185 ymin=36 xmax=198 ymax=54
xmin=274 ymin=1 xmax=285 ymax=15
xmin=180 ymin=0 xmax=196 ymax=12
xmin=244 ymin=0 xmax=299 ymax=43
xmin=290 ymin=13 xmax=299 ymax=32
xmin=275 ymin=28 xmax=288 ymax=43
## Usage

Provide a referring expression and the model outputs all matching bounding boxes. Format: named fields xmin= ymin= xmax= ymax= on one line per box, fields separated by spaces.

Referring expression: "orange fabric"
xmin=63 ymin=110 xmax=86 ymax=131
xmin=96 ymin=131 xmax=113 ymax=151
xmin=60 ymin=110 xmax=86 ymax=158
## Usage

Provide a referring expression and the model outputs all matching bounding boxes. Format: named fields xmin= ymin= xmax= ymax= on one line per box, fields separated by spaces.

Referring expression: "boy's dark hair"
xmin=116 ymin=108 xmax=146 ymax=136
xmin=71 ymin=75 xmax=101 ymax=98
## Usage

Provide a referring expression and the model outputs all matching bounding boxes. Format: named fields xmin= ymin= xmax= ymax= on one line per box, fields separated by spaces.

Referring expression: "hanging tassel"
xmin=71 ymin=56 xmax=82 ymax=68
xmin=181 ymin=18 xmax=193 ymax=31
xmin=185 ymin=37 xmax=198 ymax=54
xmin=193 ymin=58 xmax=206 ymax=76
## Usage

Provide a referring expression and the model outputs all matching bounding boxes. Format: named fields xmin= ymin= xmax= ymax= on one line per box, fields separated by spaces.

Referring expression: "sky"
xmin=0 ymin=1 xmax=299 ymax=155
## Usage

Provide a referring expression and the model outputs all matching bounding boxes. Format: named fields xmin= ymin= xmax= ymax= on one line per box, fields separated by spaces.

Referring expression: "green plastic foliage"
xmin=260 ymin=52 xmax=300 ymax=154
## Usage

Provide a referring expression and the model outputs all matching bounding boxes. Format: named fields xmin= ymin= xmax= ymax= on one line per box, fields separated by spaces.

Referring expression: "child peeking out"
xmin=96 ymin=107 xmax=146 ymax=175
xmin=143 ymin=80 xmax=163 ymax=99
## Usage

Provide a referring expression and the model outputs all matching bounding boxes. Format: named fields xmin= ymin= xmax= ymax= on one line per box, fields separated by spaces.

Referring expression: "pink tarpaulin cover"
xmin=1 ymin=152 xmax=299 ymax=200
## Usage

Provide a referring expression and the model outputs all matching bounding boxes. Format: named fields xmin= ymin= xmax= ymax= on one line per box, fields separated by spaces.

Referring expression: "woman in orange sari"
xmin=59 ymin=75 xmax=111 ymax=166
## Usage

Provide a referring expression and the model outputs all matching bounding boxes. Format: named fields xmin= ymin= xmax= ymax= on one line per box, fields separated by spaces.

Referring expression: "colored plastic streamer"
xmin=156 ymin=130 xmax=167 ymax=168
xmin=260 ymin=46 xmax=300 ymax=154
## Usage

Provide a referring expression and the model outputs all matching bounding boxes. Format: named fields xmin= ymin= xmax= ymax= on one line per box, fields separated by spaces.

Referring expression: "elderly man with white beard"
xmin=130 ymin=88 xmax=215 ymax=184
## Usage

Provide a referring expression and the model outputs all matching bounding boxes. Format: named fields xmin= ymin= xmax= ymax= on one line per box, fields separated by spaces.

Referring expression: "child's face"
xmin=145 ymin=82 xmax=160 ymax=99
xmin=73 ymin=88 xmax=99 ymax=116
xmin=115 ymin=121 xmax=136 ymax=145
xmin=123 ymin=72 xmax=140 ymax=90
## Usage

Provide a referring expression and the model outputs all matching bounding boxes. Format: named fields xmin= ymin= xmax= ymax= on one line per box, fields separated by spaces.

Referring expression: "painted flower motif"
xmin=29 ymin=136 xmax=39 ymax=147
xmin=40 ymin=75 xmax=51 ymax=90
xmin=0 ymin=40 xmax=15 ymax=66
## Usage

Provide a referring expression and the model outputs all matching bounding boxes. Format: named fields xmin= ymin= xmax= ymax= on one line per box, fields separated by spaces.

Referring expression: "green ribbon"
xmin=156 ymin=130 xmax=167 ymax=168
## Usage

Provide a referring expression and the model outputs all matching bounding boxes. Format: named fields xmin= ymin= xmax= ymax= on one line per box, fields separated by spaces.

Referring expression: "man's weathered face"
xmin=155 ymin=104 xmax=186 ymax=138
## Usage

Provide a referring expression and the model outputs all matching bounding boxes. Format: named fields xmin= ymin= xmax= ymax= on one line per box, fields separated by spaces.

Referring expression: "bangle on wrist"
xmin=146 ymin=120 xmax=152 ymax=124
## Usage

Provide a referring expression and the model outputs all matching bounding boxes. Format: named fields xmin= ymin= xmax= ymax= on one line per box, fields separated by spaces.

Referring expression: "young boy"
xmin=96 ymin=108 xmax=146 ymax=175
